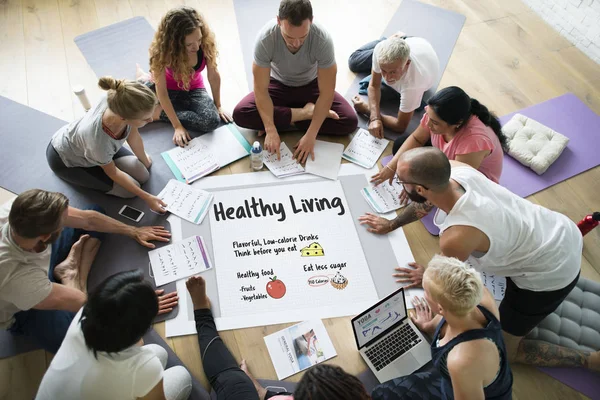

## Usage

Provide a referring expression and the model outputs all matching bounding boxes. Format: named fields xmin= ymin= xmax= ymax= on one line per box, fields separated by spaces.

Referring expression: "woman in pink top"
xmin=360 ymin=86 xmax=507 ymax=234
xmin=137 ymin=7 xmax=233 ymax=147
xmin=378 ymin=86 xmax=507 ymax=186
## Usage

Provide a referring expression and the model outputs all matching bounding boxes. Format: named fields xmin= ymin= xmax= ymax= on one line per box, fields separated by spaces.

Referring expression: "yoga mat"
xmin=0 ymin=96 xmax=178 ymax=358
xmin=75 ymin=16 xmax=154 ymax=80
xmin=143 ymin=329 xmax=211 ymax=400
xmin=233 ymin=0 xmax=280 ymax=90
xmin=538 ymin=368 xmax=600 ymax=400
xmin=345 ymin=0 xmax=466 ymax=140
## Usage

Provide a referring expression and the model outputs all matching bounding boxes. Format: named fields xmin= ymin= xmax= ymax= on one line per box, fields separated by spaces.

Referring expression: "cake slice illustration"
xmin=300 ymin=242 xmax=324 ymax=257
xmin=331 ymin=272 xmax=348 ymax=290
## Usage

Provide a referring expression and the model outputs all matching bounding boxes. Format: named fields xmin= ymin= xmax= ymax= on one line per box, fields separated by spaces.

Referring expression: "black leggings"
xmin=195 ymin=310 xmax=259 ymax=400
xmin=371 ymin=369 xmax=443 ymax=400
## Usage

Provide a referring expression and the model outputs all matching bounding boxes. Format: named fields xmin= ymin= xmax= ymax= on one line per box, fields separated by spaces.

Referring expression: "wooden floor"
xmin=1 ymin=0 xmax=599 ymax=398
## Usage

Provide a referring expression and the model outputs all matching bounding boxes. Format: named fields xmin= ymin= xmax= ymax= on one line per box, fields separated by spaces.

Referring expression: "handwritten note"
xmin=167 ymin=139 xmax=220 ymax=183
xmin=158 ymin=179 xmax=214 ymax=224
xmin=149 ymin=236 xmax=213 ymax=286
xmin=264 ymin=143 xmax=305 ymax=178
xmin=481 ymin=272 xmax=506 ymax=301
xmin=342 ymin=129 xmax=389 ymax=169
xmin=361 ymin=181 xmax=405 ymax=213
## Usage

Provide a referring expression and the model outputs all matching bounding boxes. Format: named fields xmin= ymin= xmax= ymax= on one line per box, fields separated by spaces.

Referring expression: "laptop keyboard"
xmin=365 ymin=323 xmax=422 ymax=371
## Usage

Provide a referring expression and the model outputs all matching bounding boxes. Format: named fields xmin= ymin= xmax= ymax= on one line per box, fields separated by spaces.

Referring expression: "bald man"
xmin=359 ymin=147 xmax=599 ymax=371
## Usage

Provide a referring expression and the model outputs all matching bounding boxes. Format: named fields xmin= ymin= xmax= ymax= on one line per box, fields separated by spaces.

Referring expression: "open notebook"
xmin=162 ymin=124 xmax=252 ymax=183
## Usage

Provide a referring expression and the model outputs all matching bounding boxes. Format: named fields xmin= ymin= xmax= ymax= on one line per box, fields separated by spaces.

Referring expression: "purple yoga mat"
xmin=384 ymin=93 xmax=600 ymax=236
xmin=538 ymin=367 xmax=600 ymax=400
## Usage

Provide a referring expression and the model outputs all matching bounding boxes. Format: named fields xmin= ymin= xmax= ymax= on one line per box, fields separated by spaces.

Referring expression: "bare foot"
xmin=240 ymin=360 xmax=267 ymax=400
xmin=301 ymin=102 xmax=339 ymax=120
xmin=352 ymin=95 xmax=369 ymax=115
xmin=53 ymin=234 xmax=89 ymax=286
xmin=136 ymin=63 xmax=152 ymax=82
xmin=589 ymin=351 xmax=600 ymax=372
xmin=186 ymin=276 xmax=211 ymax=310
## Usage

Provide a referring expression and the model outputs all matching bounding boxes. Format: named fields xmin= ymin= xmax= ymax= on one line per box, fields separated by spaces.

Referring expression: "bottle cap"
xmin=252 ymin=141 xmax=262 ymax=153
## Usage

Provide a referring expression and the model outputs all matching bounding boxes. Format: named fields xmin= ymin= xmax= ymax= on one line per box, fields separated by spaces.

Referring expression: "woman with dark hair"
xmin=374 ymin=86 xmax=507 ymax=187
xmin=184 ymin=275 xmax=371 ymax=400
xmin=36 ymin=270 xmax=191 ymax=400
xmin=360 ymin=87 xmax=507 ymax=235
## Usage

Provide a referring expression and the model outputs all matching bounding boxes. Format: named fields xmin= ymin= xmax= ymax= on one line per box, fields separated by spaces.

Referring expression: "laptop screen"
xmin=351 ymin=287 xmax=407 ymax=349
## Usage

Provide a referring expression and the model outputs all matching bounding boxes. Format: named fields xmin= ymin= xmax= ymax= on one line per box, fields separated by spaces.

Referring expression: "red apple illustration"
xmin=266 ymin=276 xmax=286 ymax=299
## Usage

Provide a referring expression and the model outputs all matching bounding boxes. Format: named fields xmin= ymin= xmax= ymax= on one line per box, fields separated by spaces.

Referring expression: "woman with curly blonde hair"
xmin=137 ymin=6 xmax=232 ymax=147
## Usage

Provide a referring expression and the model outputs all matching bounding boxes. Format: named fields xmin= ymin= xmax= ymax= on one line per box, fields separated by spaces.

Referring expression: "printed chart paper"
xmin=305 ymin=140 xmax=344 ymax=180
xmin=167 ymin=139 xmax=220 ymax=183
xmin=361 ymin=181 xmax=406 ymax=213
xmin=481 ymin=272 xmax=506 ymax=301
xmin=263 ymin=142 xmax=305 ymax=178
xmin=265 ymin=320 xmax=337 ymax=379
xmin=158 ymin=179 xmax=213 ymax=224
xmin=209 ymin=180 xmax=378 ymax=330
xmin=149 ymin=236 xmax=213 ymax=286
xmin=342 ymin=129 xmax=389 ymax=169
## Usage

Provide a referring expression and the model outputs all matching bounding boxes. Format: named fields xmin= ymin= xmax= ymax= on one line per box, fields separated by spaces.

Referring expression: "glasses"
xmin=393 ymin=175 xmax=429 ymax=190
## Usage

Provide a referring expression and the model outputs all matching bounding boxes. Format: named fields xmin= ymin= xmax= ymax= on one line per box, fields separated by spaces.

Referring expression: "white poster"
xmin=209 ymin=180 xmax=379 ymax=330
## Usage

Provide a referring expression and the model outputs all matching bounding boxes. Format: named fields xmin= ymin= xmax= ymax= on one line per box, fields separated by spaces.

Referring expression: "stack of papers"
xmin=263 ymin=143 xmax=305 ymax=178
xmin=264 ymin=320 xmax=337 ymax=379
xmin=361 ymin=181 xmax=406 ymax=213
xmin=158 ymin=179 xmax=213 ymax=224
xmin=342 ymin=129 xmax=389 ymax=169
xmin=149 ymin=235 xmax=213 ymax=286
xmin=165 ymin=139 xmax=220 ymax=184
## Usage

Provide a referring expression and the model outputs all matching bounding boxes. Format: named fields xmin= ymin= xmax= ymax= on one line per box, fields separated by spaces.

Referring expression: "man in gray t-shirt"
xmin=232 ymin=0 xmax=358 ymax=162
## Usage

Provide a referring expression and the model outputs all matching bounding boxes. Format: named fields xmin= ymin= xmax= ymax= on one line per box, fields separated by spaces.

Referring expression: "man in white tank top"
xmin=368 ymin=147 xmax=599 ymax=371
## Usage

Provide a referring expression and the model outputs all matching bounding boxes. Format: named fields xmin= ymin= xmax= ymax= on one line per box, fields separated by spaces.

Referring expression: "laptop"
xmin=351 ymin=287 xmax=432 ymax=383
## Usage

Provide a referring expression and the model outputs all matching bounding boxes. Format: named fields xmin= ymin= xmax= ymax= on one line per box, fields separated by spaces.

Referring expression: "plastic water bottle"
xmin=250 ymin=141 xmax=263 ymax=171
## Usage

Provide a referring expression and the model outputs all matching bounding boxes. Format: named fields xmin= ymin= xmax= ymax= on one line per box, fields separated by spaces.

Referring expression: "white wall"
xmin=522 ymin=0 xmax=600 ymax=64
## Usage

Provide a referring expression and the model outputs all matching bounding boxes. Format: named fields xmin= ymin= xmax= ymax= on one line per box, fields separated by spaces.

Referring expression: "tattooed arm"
xmin=359 ymin=202 xmax=435 ymax=234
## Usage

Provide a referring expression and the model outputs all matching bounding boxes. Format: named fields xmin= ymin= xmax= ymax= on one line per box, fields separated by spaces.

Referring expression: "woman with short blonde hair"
xmin=372 ymin=255 xmax=513 ymax=400
xmin=47 ymin=76 xmax=166 ymax=213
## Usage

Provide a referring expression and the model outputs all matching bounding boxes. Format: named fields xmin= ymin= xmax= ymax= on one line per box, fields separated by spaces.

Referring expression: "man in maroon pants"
xmin=232 ymin=0 xmax=358 ymax=162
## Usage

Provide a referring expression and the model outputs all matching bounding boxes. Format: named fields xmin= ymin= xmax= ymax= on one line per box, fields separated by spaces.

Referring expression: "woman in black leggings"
xmin=185 ymin=276 xmax=372 ymax=400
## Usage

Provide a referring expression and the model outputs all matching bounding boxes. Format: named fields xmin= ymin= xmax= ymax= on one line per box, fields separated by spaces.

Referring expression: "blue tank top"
xmin=431 ymin=305 xmax=513 ymax=400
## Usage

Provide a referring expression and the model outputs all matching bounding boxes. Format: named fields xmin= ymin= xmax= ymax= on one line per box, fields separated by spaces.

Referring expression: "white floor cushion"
xmin=501 ymin=114 xmax=569 ymax=175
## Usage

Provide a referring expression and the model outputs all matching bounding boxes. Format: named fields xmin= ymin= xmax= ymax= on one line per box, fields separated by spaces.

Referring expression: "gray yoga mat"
xmin=75 ymin=16 xmax=154 ymax=80
xmin=0 ymin=97 xmax=178 ymax=358
xmin=345 ymin=0 xmax=466 ymax=140
xmin=181 ymin=173 xmax=401 ymax=323
xmin=233 ymin=0 xmax=280 ymax=90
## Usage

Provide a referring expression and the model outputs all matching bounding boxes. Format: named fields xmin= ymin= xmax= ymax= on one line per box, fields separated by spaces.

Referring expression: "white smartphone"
xmin=118 ymin=205 xmax=144 ymax=222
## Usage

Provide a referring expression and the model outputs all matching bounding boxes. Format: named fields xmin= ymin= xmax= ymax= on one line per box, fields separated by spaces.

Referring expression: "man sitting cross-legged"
xmin=360 ymin=147 xmax=600 ymax=372
xmin=0 ymin=189 xmax=176 ymax=353
xmin=232 ymin=0 xmax=358 ymax=163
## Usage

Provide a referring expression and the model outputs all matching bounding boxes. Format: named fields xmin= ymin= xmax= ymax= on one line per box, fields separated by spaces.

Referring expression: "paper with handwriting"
xmin=158 ymin=179 xmax=213 ymax=224
xmin=167 ymin=139 xmax=220 ymax=183
xmin=481 ymin=272 xmax=506 ymax=301
xmin=149 ymin=235 xmax=213 ymax=286
xmin=361 ymin=181 xmax=405 ymax=213
xmin=342 ymin=129 xmax=389 ymax=169
xmin=264 ymin=142 xmax=305 ymax=178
